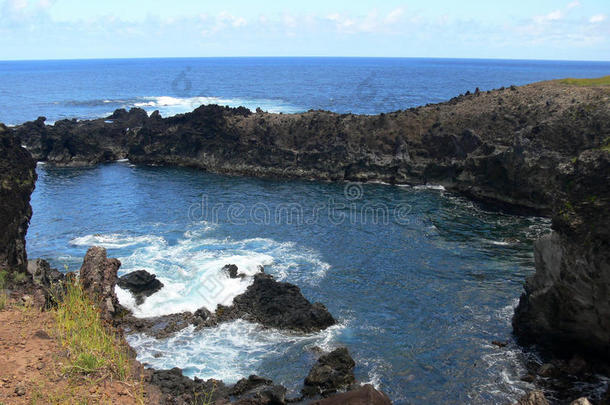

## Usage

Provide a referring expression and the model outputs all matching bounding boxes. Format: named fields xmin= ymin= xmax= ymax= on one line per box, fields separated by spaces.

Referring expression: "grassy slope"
xmin=558 ymin=75 xmax=610 ymax=87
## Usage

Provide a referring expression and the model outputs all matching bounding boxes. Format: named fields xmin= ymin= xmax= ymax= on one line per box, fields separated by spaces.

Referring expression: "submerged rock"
xmin=303 ymin=347 xmax=356 ymax=397
xmin=221 ymin=264 xmax=246 ymax=279
xmin=118 ymin=269 xmax=164 ymax=305
xmin=79 ymin=246 xmax=121 ymax=320
xmin=217 ymin=273 xmax=336 ymax=333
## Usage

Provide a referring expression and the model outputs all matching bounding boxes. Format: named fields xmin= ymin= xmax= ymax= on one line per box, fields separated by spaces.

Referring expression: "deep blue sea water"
xmin=1 ymin=57 xmax=610 ymax=125
xmin=8 ymin=58 xmax=610 ymax=404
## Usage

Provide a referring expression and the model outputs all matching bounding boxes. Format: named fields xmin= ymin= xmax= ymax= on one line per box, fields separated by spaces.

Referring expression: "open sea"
xmin=5 ymin=57 xmax=609 ymax=404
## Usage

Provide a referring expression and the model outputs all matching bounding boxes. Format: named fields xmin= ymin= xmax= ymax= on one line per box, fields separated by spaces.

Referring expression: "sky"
xmin=1 ymin=0 xmax=609 ymax=61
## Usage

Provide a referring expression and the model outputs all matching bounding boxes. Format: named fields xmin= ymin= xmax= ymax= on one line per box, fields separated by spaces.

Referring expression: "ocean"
xmin=7 ymin=57 xmax=610 ymax=404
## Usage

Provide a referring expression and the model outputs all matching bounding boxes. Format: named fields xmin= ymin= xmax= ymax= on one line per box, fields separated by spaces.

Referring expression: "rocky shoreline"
xmin=1 ymin=78 xmax=609 ymax=403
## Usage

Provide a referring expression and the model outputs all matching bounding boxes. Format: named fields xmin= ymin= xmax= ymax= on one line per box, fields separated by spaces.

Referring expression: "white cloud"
xmin=589 ymin=14 xmax=606 ymax=24
xmin=534 ymin=10 xmax=563 ymax=24
xmin=567 ymin=1 xmax=581 ymax=9
xmin=385 ymin=8 xmax=404 ymax=24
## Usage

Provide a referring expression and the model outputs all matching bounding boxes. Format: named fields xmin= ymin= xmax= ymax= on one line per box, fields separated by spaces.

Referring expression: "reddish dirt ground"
xmin=0 ymin=298 xmax=159 ymax=404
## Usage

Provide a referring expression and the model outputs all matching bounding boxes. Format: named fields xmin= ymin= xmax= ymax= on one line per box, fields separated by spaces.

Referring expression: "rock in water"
xmin=309 ymin=384 xmax=392 ymax=405
xmin=303 ymin=347 xmax=356 ymax=397
xmin=221 ymin=263 xmax=246 ymax=279
xmin=217 ymin=273 xmax=336 ymax=333
xmin=79 ymin=246 xmax=121 ymax=320
xmin=514 ymin=391 xmax=549 ymax=405
xmin=149 ymin=367 xmax=229 ymax=404
xmin=0 ymin=124 xmax=37 ymax=277
xmin=513 ymin=150 xmax=610 ymax=360
xmin=117 ymin=269 xmax=163 ymax=305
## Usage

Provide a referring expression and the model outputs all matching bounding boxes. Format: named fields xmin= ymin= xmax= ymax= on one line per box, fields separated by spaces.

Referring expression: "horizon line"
xmin=2 ymin=55 xmax=610 ymax=63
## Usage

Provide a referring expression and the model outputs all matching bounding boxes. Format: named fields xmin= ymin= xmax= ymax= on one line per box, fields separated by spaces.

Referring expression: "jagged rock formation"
xmin=513 ymin=149 xmax=610 ymax=359
xmin=79 ymin=246 xmax=121 ymax=320
xmin=302 ymin=347 xmax=356 ymax=397
xmin=13 ymin=81 xmax=610 ymax=214
xmin=124 ymin=271 xmax=336 ymax=337
xmin=117 ymin=269 xmax=164 ymax=305
xmin=216 ymin=273 xmax=336 ymax=333
xmin=0 ymin=124 xmax=37 ymax=276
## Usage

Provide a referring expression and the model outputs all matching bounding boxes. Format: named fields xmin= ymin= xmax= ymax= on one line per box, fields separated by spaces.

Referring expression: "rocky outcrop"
xmin=79 ymin=246 xmax=121 ymax=320
xmin=302 ymin=347 xmax=356 ymax=397
xmin=310 ymin=384 xmax=392 ymax=405
xmin=26 ymin=259 xmax=64 ymax=287
xmin=117 ymin=270 xmax=163 ymax=305
xmin=0 ymin=124 xmax=37 ymax=277
xmin=126 ymin=272 xmax=336 ymax=337
xmin=513 ymin=150 xmax=610 ymax=359
xmin=13 ymin=81 xmax=610 ymax=215
xmin=222 ymin=264 xmax=246 ymax=279
xmin=216 ymin=273 xmax=336 ymax=333
xmin=148 ymin=367 xmax=229 ymax=404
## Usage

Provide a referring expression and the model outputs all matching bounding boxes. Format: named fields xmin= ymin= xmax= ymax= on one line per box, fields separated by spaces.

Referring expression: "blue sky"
xmin=1 ymin=0 xmax=609 ymax=60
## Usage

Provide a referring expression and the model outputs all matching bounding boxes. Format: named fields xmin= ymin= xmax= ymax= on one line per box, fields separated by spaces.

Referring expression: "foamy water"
xmin=29 ymin=163 xmax=555 ymax=403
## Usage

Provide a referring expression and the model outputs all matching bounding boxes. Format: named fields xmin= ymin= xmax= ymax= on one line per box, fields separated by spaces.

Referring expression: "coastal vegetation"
xmin=52 ymin=279 xmax=130 ymax=380
xmin=559 ymin=75 xmax=610 ymax=86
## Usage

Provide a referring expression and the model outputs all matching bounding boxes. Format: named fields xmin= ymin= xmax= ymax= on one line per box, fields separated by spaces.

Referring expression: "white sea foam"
xmin=76 ymin=228 xmax=331 ymax=318
xmin=413 ymin=184 xmax=446 ymax=191
xmin=70 ymin=233 xmax=166 ymax=249
xmin=133 ymin=95 xmax=303 ymax=117
xmin=127 ymin=320 xmax=345 ymax=383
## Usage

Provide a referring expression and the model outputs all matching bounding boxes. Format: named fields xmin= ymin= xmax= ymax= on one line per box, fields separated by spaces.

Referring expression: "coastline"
xmin=1 ymin=77 xmax=609 ymax=403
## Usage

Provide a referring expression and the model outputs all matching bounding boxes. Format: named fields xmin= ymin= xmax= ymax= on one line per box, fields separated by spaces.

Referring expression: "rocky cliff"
xmin=0 ymin=124 xmax=37 ymax=276
xmin=14 ymin=80 xmax=610 ymax=215
xmin=513 ymin=149 xmax=610 ymax=359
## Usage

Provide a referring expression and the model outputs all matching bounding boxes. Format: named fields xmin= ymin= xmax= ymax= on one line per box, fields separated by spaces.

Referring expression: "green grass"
xmin=53 ymin=280 xmax=130 ymax=380
xmin=12 ymin=271 xmax=28 ymax=283
xmin=559 ymin=76 xmax=610 ymax=87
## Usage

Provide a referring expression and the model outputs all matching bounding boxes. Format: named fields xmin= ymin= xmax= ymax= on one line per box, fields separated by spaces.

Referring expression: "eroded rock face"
xmin=27 ymin=258 xmax=64 ymax=287
xmin=79 ymin=246 xmax=121 ymax=320
xmin=0 ymin=124 xmax=37 ymax=276
xmin=513 ymin=150 xmax=610 ymax=359
xmin=117 ymin=269 xmax=163 ymax=305
xmin=217 ymin=273 xmax=336 ymax=333
xmin=303 ymin=347 xmax=356 ymax=397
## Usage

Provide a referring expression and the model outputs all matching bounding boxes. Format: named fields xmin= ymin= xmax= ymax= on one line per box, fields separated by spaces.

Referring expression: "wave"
xmin=61 ymin=95 xmax=303 ymax=119
xmin=413 ymin=184 xmax=446 ymax=191
xmin=70 ymin=233 xmax=166 ymax=250
xmin=73 ymin=227 xmax=330 ymax=318
xmin=126 ymin=319 xmax=345 ymax=384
